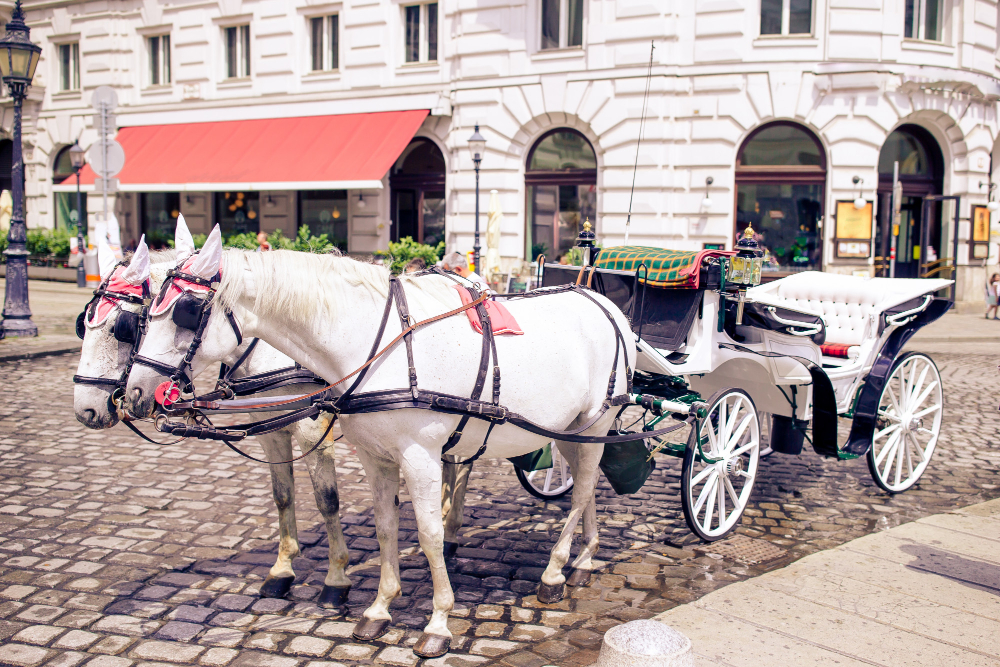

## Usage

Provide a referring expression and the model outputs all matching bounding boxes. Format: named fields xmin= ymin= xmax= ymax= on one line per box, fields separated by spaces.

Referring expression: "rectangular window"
xmin=905 ymin=0 xmax=943 ymax=41
xmin=140 ymin=193 xmax=181 ymax=248
xmin=59 ymin=43 xmax=80 ymax=91
xmin=760 ymin=0 xmax=812 ymax=36
xmin=298 ymin=190 xmax=348 ymax=250
xmin=403 ymin=3 xmax=438 ymax=63
xmin=225 ymin=25 xmax=250 ymax=78
xmin=310 ymin=15 xmax=339 ymax=71
xmin=540 ymin=0 xmax=584 ymax=50
xmin=215 ymin=191 xmax=260 ymax=235
xmin=148 ymin=35 xmax=171 ymax=85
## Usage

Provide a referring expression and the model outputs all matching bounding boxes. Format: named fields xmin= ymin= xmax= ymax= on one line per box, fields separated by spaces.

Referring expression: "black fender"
xmin=843 ymin=297 xmax=951 ymax=457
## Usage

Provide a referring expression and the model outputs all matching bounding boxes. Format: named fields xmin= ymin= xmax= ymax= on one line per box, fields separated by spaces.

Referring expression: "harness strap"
xmin=391 ymin=278 xmax=420 ymax=401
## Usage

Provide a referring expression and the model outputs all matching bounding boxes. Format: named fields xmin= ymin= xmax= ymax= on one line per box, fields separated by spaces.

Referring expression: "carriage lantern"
xmin=576 ymin=218 xmax=597 ymax=266
xmin=726 ymin=224 xmax=764 ymax=325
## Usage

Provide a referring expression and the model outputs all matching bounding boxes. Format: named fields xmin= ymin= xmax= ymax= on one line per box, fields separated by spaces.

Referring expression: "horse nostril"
xmin=130 ymin=386 xmax=144 ymax=403
xmin=83 ymin=409 xmax=96 ymax=424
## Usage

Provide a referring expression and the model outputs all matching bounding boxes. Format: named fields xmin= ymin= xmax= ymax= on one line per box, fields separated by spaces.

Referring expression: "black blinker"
xmin=113 ymin=310 xmax=141 ymax=345
xmin=75 ymin=312 xmax=86 ymax=340
xmin=172 ymin=292 xmax=205 ymax=331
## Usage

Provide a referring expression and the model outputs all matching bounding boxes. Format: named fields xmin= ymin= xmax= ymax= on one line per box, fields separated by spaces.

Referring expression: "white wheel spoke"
xmin=877 ymin=409 xmax=902 ymax=423
xmin=874 ymin=423 xmax=901 ymax=441
xmin=718 ymin=476 xmax=726 ymax=522
xmin=875 ymin=430 xmax=901 ymax=468
xmin=693 ymin=470 xmax=718 ymax=514
xmin=543 ymin=467 xmax=553 ymax=493
xmin=909 ymin=381 xmax=939 ymax=413
xmin=726 ymin=413 xmax=753 ymax=454
xmin=702 ymin=476 xmax=718 ymax=532
xmin=722 ymin=396 xmax=742 ymax=446
xmin=912 ymin=403 xmax=941 ymax=419
xmin=906 ymin=430 xmax=927 ymax=463
xmin=704 ymin=419 xmax=718 ymax=453
xmin=724 ymin=474 xmax=741 ymax=509
xmin=691 ymin=464 xmax=715 ymax=487
xmin=886 ymin=385 xmax=903 ymax=417
xmin=908 ymin=363 xmax=930 ymax=409
xmin=730 ymin=441 xmax=758 ymax=459
xmin=893 ymin=431 xmax=906 ymax=486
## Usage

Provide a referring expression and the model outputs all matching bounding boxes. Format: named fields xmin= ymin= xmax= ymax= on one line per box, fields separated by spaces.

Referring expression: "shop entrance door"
xmin=874 ymin=194 xmax=926 ymax=278
xmin=920 ymin=195 xmax=960 ymax=303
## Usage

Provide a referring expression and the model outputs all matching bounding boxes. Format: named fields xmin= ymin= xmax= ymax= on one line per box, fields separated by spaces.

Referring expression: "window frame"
xmin=539 ymin=0 xmax=584 ymax=51
xmin=57 ymin=42 xmax=80 ymax=92
xmin=402 ymin=2 xmax=438 ymax=65
xmin=147 ymin=34 xmax=171 ymax=86
xmin=904 ymin=0 xmax=944 ymax=42
xmin=223 ymin=24 xmax=251 ymax=80
xmin=309 ymin=14 xmax=340 ymax=72
xmin=758 ymin=0 xmax=813 ymax=37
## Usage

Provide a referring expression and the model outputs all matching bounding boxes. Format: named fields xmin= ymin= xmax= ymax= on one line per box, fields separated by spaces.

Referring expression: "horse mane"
xmin=214 ymin=249 xmax=458 ymax=324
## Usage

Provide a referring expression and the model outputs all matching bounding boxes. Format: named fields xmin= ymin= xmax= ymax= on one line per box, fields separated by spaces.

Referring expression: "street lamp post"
xmin=69 ymin=141 xmax=86 ymax=287
xmin=0 ymin=0 xmax=41 ymax=339
xmin=467 ymin=124 xmax=486 ymax=272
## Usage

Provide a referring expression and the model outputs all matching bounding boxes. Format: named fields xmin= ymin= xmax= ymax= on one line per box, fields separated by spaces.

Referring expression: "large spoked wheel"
xmin=867 ymin=352 xmax=943 ymax=493
xmin=515 ymin=442 xmax=574 ymax=500
xmin=681 ymin=389 xmax=760 ymax=542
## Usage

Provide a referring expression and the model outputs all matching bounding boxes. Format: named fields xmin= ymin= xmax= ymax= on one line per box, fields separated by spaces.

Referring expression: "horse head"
xmin=125 ymin=224 xmax=241 ymax=418
xmin=73 ymin=236 xmax=151 ymax=428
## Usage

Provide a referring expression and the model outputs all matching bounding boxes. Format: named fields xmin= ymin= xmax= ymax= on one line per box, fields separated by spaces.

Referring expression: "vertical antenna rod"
xmin=624 ymin=40 xmax=655 ymax=246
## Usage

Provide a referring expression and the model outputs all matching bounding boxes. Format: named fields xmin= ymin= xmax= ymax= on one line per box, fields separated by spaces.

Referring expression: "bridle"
xmin=72 ymin=264 xmax=151 ymax=405
xmin=132 ymin=263 xmax=243 ymax=405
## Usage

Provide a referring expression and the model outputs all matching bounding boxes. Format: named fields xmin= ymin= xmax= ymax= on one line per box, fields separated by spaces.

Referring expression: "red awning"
xmin=71 ymin=110 xmax=429 ymax=191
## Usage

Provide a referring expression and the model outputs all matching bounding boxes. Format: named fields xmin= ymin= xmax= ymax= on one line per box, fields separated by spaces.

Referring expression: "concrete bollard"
xmin=596 ymin=619 xmax=693 ymax=667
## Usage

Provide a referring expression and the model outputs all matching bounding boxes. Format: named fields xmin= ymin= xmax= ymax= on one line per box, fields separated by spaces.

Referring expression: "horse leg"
xmin=352 ymin=447 xmax=400 ymax=642
xmin=441 ymin=458 xmax=472 ymax=557
xmin=400 ymin=446 xmax=454 ymax=659
xmin=556 ymin=444 xmax=600 ymax=588
xmin=257 ymin=430 xmax=299 ymax=599
xmin=538 ymin=441 xmax=603 ymax=604
xmin=299 ymin=417 xmax=352 ymax=607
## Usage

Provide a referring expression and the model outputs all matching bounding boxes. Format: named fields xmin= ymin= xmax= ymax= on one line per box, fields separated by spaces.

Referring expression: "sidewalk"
xmin=0 ymin=277 xmax=90 ymax=361
xmin=654 ymin=497 xmax=1000 ymax=666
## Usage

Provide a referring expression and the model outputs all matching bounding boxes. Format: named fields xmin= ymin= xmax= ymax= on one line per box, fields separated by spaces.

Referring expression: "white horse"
xmin=125 ymin=226 xmax=634 ymax=658
xmin=73 ymin=224 xmax=353 ymax=604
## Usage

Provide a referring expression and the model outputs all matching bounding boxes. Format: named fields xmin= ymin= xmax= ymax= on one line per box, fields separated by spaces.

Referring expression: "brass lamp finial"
xmin=743 ymin=223 xmax=755 ymax=240
xmin=583 ymin=219 xmax=592 ymax=233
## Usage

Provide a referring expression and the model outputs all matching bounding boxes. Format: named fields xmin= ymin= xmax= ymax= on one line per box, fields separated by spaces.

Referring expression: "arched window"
xmin=390 ymin=138 xmax=446 ymax=246
xmin=735 ymin=122 xmax=826 ymax=274
xmin=525 ymin=129 xmax=596 ymax=260
xmin=51 ymin=144 xmax=85 ymax=232
xmin=874 ymin=125 xmax=944 ymax=279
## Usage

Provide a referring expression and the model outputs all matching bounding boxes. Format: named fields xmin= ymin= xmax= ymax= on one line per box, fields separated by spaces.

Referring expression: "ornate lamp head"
xmin=0 ymin=1 xmax=41 ymax=98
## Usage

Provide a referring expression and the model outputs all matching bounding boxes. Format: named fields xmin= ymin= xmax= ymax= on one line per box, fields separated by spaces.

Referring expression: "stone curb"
xmin=0 ymin=342 xmax=81 ymax=363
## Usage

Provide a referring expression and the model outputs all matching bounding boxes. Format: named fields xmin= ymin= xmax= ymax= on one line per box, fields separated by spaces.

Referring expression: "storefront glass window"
xmin=216 ymin=191 xmax=260 ymax=235
xmin=525 ymin=129 xmax=597 ymax=261
xmin=141 ymin=193 xmax=181 ymax=249
xmin=736 ymin=184 xmax=822 ymax=273
xmin=299 ymin=190 xmax=348 ymax=250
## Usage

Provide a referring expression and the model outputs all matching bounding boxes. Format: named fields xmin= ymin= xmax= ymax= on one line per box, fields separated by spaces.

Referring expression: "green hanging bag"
xmin=599 ymin=433 xmax=656 ymax=495
xmin=508 ymin=443 xmax=554 ymax=471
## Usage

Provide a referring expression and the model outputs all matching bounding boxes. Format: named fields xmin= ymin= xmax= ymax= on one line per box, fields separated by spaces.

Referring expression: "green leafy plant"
xmin=185 ymin=227 xmax=335 ymax=254
xmin=23 ymin=228 xmax=74 ymax=257
xmin=375 ymin=236 xmax=445 ymax=275
xmin=530 ymin=243 xmax=549 ymax=261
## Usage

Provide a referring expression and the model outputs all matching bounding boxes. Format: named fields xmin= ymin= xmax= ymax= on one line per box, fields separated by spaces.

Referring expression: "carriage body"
xmin=537 ymin=254 xmax=950 ymax=539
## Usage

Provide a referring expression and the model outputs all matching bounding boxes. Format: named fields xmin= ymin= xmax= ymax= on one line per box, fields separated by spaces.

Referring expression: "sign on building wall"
xmin=971 ymin=205 xmax=991 ymax=260
xmin=834 ymin=200 xmax=873 ymax=259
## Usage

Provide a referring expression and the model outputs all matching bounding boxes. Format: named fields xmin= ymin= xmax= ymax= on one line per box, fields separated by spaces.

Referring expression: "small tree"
xmin=376 ymin=236 xmax=446 ymax=275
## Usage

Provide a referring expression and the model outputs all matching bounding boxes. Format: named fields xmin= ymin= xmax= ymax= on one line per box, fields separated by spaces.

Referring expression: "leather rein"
xmin=154 ymin=265 xmax=693 ymax=464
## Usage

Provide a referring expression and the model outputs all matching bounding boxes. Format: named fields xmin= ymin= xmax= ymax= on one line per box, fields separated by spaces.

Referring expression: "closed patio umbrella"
xmin=485 ymin=189 xmax=502 ymax=282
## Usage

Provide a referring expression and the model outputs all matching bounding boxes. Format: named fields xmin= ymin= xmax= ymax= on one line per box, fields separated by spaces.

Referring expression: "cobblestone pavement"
xmin=0 ymin=349 xmax=998 ymax=667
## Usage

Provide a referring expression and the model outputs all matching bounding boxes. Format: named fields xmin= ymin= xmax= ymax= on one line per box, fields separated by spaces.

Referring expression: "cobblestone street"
xmin=0 ymin=348 xmax=998 ymax=667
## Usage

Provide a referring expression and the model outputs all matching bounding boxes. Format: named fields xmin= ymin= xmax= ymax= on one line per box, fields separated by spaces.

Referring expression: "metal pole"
xmin=890 ymin=161 xmax=900 ymax=278
xmin=1 ymin=86 xmax=37 ymax=337
xmin=473 ymin=158 xmax=481 ymax=272
xmin=101 ymin=104 xmax=108 ymax=224
xmin=75 ymin=169 xmax=85 ymax=287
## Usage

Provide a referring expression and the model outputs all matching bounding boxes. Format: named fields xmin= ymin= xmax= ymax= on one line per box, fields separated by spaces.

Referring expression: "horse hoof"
xmin=317 ymin=584 xmax=351 ymax=607
xmin=259 ymin=575 xmax=294 ymax=599
xmin=443 ymin=541 xmax=458 ymax=558
xmin=413 ymin=633 xmax=451 ymax=658
xmin=566 ymin=568 xmax=592 ymax=587
xmin=352 ymin=617 xmax=391 ymax=641
xmin=536 ymin=581 xmax=565 ymax=604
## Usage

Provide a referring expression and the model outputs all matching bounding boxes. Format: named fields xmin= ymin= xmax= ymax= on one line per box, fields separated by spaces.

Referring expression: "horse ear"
xmin=174 ymin=213 xmax=196 ymax=259
xmin=189 ymin=225 xmax=223 ymax=279
xmin=98 ymin=239 xmax=117 ymax=281
xmin=122 ymin=235 xmax=150 ymax=285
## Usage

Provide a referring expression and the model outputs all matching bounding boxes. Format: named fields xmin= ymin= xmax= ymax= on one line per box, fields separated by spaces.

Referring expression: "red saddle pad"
xmin=453 ymin=285 xmax=524 ymax=335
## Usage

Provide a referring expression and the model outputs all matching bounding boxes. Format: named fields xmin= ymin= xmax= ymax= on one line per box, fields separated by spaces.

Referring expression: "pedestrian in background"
xmin=987 ymin=273 xmax=1000 ymax=320
xmin=256 ymin=231 xmax=271 ymax=252
xmin=404 ymin=257 xmax=426 ymax=273
xmin=441 ymin=251 xmax=491 ymax=293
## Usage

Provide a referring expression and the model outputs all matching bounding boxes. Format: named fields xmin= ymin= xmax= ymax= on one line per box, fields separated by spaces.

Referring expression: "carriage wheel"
xmin=867 ymin=352 xmax=943 ymax=494
xmin=514 ymin=442 xmax=574 ymax=500
xmin=681 ymin=389 xmax=760 ymax=542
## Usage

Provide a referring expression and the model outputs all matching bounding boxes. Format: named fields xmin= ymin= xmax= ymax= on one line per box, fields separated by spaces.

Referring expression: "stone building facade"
xmin=7 ymin=0 xmax=1000 ymax=300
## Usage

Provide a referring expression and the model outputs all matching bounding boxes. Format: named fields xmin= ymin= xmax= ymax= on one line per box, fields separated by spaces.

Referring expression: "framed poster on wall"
xmin=971 ymin=205 xmax=991 ymax=260
xmin=834 ymin=200 xmax=873 ymax=259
